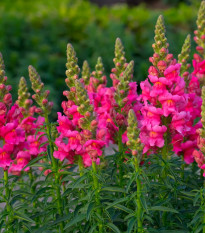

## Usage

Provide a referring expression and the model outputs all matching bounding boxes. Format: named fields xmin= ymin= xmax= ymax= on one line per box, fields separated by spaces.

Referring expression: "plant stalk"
xmin=4 ymin=169 xmax=14 ymax=231
xmin=133 ymin=157 xmax=143 ymax=232
xmin=118 ymin=129 xmax=124 ymax=187
xmin=78 ymin=155 xmax=84 ymax=177
xmin=44 ymin=115 xmax=64 ymax=232
xmin=92 ymin=161 xmax=103 ymax=233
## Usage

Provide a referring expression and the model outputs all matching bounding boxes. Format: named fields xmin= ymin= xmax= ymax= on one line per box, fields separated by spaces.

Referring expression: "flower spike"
xmin=194 ymin=1 xmax=205 ymax=59
xmin=92 ymin=57 xmax=106 ymax=87
xmin=0 ymin=53 xmax=5 ymax=84
xmin=127 ymin=109 xmax=143 ymax=156
xmin=16 ymin=77 xmax=34 ymax=117
xmin=178 ymin=34 xmax=191 ymax=83
xmin=153 ymin=15 xmax=168 ymax=59
xmin=65 ymin=43 xmax=80 ymax=88
xmin=81 ymin=60 xmax=90 ymax=85
xmin=114 ymin=38 xmax=126 ymax=74
xmin=28 ymin=65 xmax=53 ymax=115
xmin=115 ymin=60 xmax=134 ymax=109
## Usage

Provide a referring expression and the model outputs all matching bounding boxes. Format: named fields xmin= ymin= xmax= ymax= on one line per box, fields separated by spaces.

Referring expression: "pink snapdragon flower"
xmin=140 ymin=124 xmax=167 ymax=153
xmin=0 ymin=148 xmax=12 ymax=170
xmin=84 ymin=139 xmax=105 ymax=162
xmin=158 ymin=93 xmax=182 ymax=117
xmin=9 ymin=151 xmax=31 ymax=175
xmin=180 ymin=141 xmax=195 ymax=164
xmin=27 ymin=132 xmax=47 ymax=157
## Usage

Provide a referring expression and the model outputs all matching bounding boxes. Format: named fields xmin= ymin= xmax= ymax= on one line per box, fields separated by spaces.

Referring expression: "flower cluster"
xmin=54 ymin=44 xmax=105 ymax=167
xmin=0 ymin=55 xmax=47 ymax=174
xmin=139 ymin=15 xmax=200 ymax=164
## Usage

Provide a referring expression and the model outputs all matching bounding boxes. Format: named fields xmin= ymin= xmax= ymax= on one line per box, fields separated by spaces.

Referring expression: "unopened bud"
xmin=3 ymin=93 xmax=12 ymax=105
xmin=132 ymin=150 xmax=138 ymax=156
xmin=91 ymin=120 xmax=98 ymax=127
xmin=6 ymin=85 xmax=12 ymax=91
xmin=157 ymin=60 xmax=167 ymax=71
xmin=42 ymin=99 xmax=48 ymax=105
xmin=85 ymin=112 xmax=91 ymax=117
xmin=148 ymin=66 xmax=159 ymax=76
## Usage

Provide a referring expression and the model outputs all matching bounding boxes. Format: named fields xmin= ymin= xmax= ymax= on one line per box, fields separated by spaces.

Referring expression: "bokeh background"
xmin=0 ymin=0 xmax=201 ymax=119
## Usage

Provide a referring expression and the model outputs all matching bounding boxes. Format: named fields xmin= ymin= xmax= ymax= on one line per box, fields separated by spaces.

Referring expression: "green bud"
xmin=178 ymin=34 xmax=191 ymax=83
xmin=66 ymin=44 xmax=80 ymax=88
xmin=153 ymin=15 xmax=168 ymax=60
xmin=75 ymin=79 xmax=93 ymax=116
xmin=113 ymin=38 xmax=127 ymax=77
xmin=127 ymin=109 xmax=143 ymax=154
xmin=0 ymin=53 xmax=5 ymax=84
xmin=81 ymin=60 xmax=90 ymax=85
xmin=28 ymin=65 xmax=52 ymax=116
xmin=17 ymin=77 xmax=33 ymax=117
xmin=195 ymin=1 xmax=205 ymax=59
xmin=115 ymin=61 xmax=134 ymax=110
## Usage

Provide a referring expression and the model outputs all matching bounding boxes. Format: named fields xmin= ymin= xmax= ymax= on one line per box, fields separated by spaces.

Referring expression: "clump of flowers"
xmin=54 ymin=44 xmax=105 ymax=167
xmin=2 ymin=2 xmax=205 ymax=232
xmin=139 ymin=15 xmax=200 ymax=164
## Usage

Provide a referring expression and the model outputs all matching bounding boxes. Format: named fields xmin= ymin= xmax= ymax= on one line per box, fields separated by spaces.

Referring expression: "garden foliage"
xmin=1 ymin=1 xmax=205 ymax=233
xmin=0 ymin=0 xmax=201 ymax=118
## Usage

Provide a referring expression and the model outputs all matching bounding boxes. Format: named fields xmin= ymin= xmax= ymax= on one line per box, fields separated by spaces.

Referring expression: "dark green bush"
xmin=0 ymin=0 xmax=201 ymax=118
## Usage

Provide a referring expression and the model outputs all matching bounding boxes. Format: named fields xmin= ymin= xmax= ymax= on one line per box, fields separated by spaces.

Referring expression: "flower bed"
xmin=1 ymin=1 xmax=205 ymax=232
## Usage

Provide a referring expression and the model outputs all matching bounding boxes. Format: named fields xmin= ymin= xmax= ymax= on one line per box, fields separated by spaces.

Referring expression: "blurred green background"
xmin=0 ymin=0 xmax=201 ymax=118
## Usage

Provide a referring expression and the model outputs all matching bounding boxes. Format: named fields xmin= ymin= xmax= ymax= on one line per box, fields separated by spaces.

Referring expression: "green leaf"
xmin=14 ymin=212 xmax=35 ymax=224
xmin=88 ymin=224 xmax=97 ymax=233
xmin=64 ymin=214 xmax=86 ymax=230
xmin=105 ymin=196 xmax=129 ymax=210
xmin=106 ymin=223 xmax=121 ymax=233
xmin=160 ymin=231 xmax=189 ymax=233
xmin=23 ymin=155 xmax=47 ymax=170
xmin=149 ymin=206 xmax=179 ymax=214
xmin=32 ymin=187 xmax=53 ymax=202
xmin=22 ymin=222 xmax=32 ymax=232
xmin=52 ymin=213 xmax=72 ymax=226
xmin=112 ymin=204 xmax=134 ymax=214
xmin=140 ymin=195 xmax=149 ymax=213
xmin=127 ymin=217 xmax=136 ymax=233
xmin=126 ymin=174 xmax=135 ymax=193
xmin=102 ymin=186 xmax=126 ymax=193
xmin=71 ymin=174 xmax=87 ymax=189
xmin=195 ymin=224 xmax=204 ymax=233
xmin=86 ymin=202 xmax=95 ymax=220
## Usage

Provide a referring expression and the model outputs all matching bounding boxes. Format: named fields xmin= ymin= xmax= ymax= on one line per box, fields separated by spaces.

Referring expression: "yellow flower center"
xmin=150 ymin=131 xmax=157 ymax=138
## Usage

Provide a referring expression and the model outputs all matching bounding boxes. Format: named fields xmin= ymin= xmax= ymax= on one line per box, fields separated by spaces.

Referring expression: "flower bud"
xmin=6 ymin=85 xmax=12 ymax=91
xmin=3 ymin=93 xmax=12 ymax=105
xmin=148 ymin=66 xmax=159 ymax=76
xmin=0 ymin=84 xmax=5 ymax=90
xmin=97 ymin=128 xmax=106 ymax=140
xmin=0 ymin=102 xmax=7 ymax=115
xmin=91 ymin=120 xmax=98 ymax=128
xmin=157 ymin=60 xmax=167 ymax=71
xmin=42 ymin=99 xmax=48 ymax=105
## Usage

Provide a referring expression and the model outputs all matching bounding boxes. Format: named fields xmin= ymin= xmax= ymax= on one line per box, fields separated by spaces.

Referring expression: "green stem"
xmin=44 ymin=115 xmax=64 ymax=232
xmin=161 ymin=134 xmax=168 ymax=226
xmin=118 ymin=129 xmax=124 ymax=187
xmin=78 ymin=155 xmax=84 ymax=177
xmin=133 ymin=157 xmax=143 ymax=232
xmin=4 ymin=170 xmax=10 ymax=212
xmin=4 ymin=170 xmax=13 ymax=231
xmin=29 ymin=169 xmax=40 ymax=227
xmin=181 ymin=164 xmax=185 ymax=180
xmin=78 ymin=156 xmax=85 ymax=200
xmin=92 ymin=161 xmax=103 ymax=233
